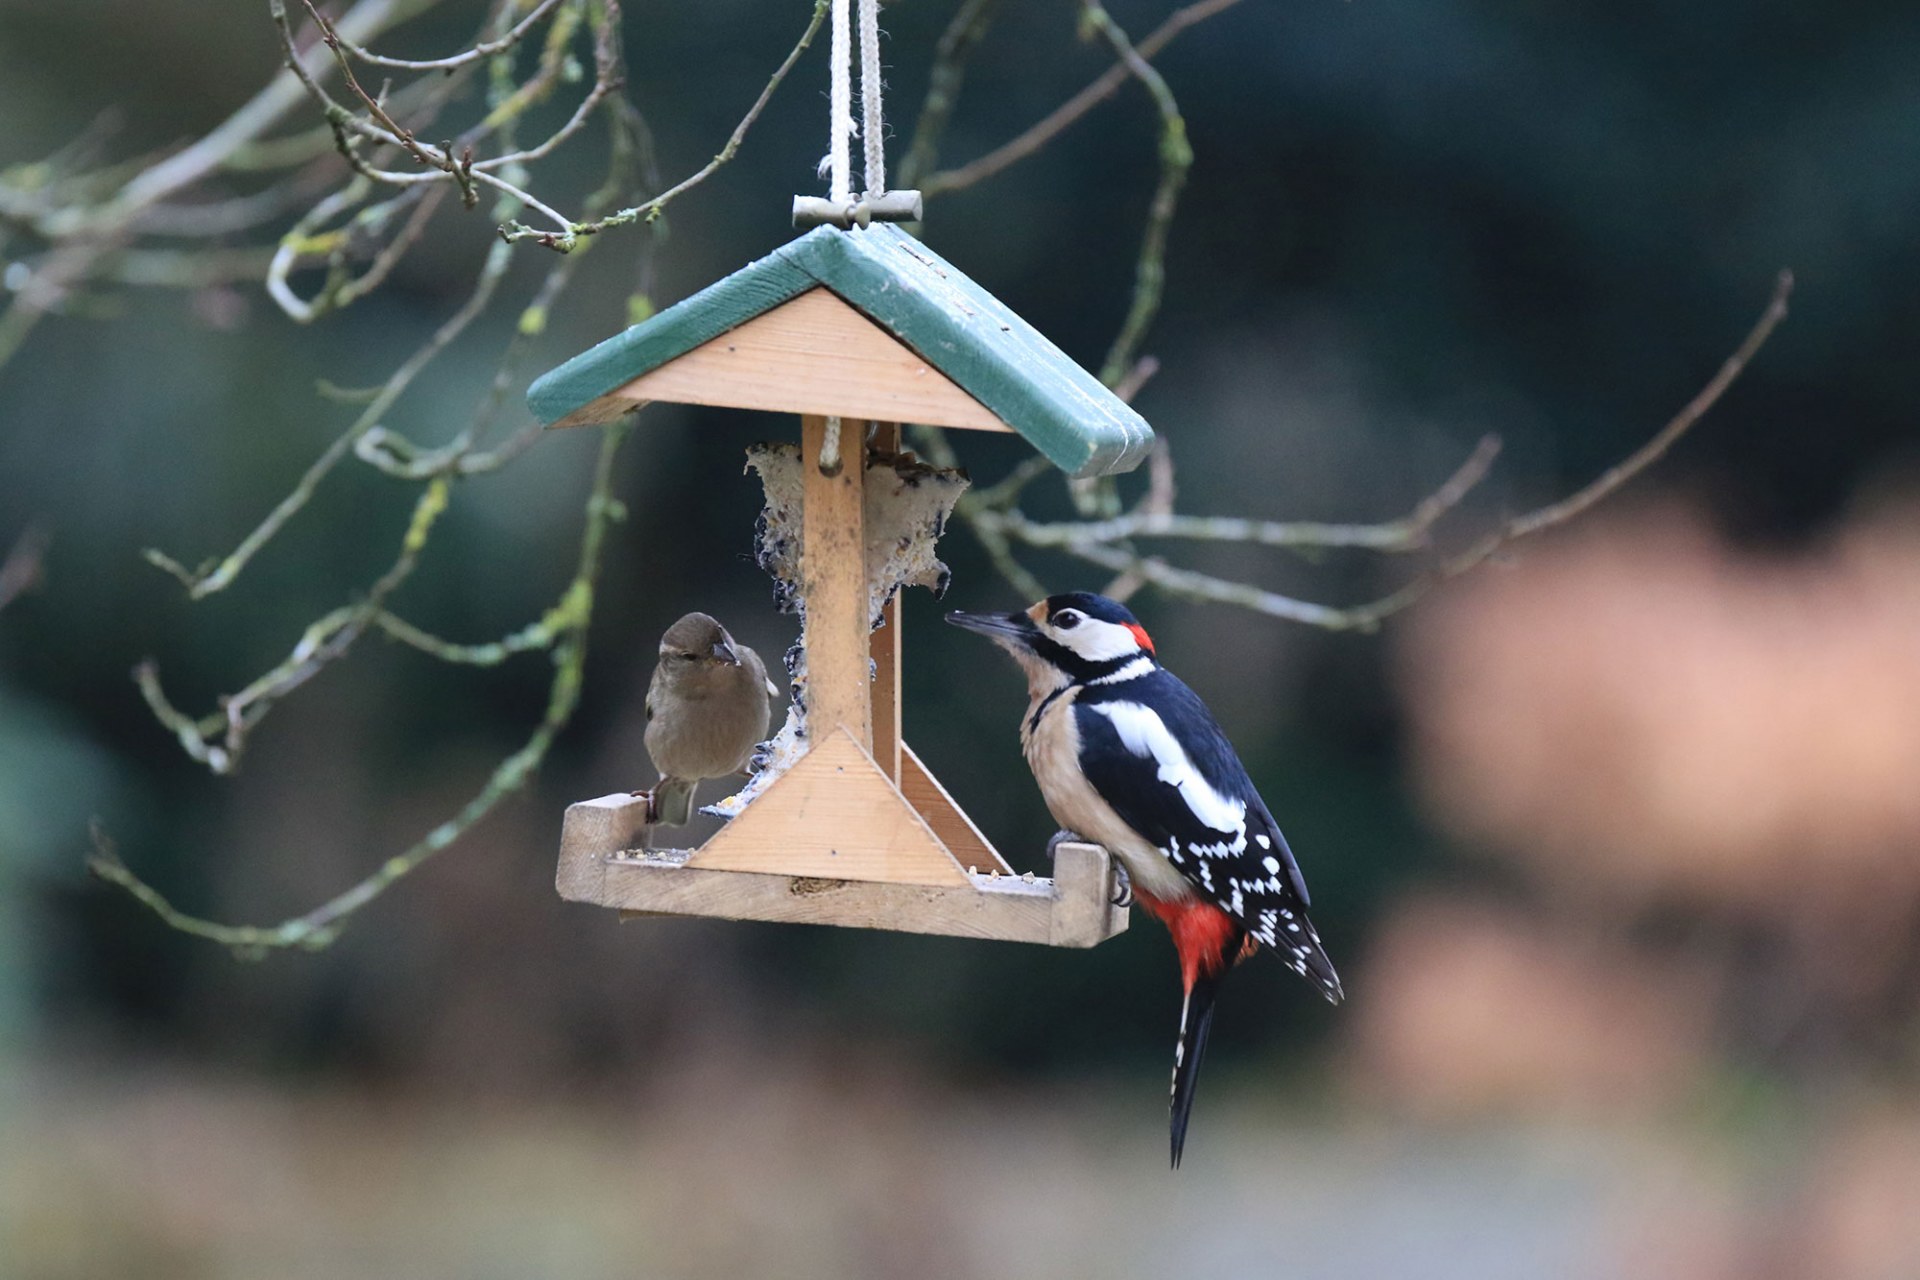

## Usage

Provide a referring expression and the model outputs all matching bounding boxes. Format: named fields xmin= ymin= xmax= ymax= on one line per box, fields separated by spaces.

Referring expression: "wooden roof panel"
xmin=526 ymin=224 xmax=1153 ymax=478
xmin=559 ymin=288 xmax=1011 ymax=432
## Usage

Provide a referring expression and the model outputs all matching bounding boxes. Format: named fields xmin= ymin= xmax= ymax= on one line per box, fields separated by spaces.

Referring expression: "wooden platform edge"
xmin=556 ymin=793 xmax=1128 ymax=948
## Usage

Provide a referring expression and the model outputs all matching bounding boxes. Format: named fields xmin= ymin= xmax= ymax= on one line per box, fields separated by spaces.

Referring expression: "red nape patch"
xmin=1126 ymin=622 xmax=1156 ymax=654
xmin=1134 ymin=892 xmax=1241 ymax=991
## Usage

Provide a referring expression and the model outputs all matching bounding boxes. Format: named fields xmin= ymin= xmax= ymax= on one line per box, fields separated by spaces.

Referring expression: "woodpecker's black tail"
xmin=1296 ymin=918 xmax=1345 ymax=1006
xmin=1170 ymin=968 xmax=1224 ymax=1169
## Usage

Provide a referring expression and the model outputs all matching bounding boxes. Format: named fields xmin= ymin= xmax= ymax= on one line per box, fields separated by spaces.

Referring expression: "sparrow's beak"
xmin=945 ymin=609 xmax=1037 ymax=644
xmin=711 ymin=638 xmax=740 ymax=666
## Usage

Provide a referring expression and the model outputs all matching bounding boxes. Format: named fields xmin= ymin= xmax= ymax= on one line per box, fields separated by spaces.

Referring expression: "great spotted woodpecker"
xmin=948 ymin=592 xmax=1343 ymax=1166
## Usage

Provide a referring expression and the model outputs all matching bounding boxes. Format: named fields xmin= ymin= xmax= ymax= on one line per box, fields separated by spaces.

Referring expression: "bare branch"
xmin=331 ymin=0 xmax=565 ymax=71
xmin=266 ymin=181 xmax=447 ymax=322
xmin=1507 ymin=271 xmax=1794 ymax=537
xmin=94 ymin=423 xmax=632 ymax=955
xmin=1110 ymin=354 xmax=1161 ymax=405
xmin=1006 ymin=273 xmax=1794 ymax=631
xmin=111 ymin=0 xmax=414 ymax=217
xmin=987 ymin=434 xmax=1501 ymax=554
xmin=151 ymin=239 xmax=516 ymax=598
xmin=500 ymin=0 xmax=828 ymax=250
xmin=1080 ymin=1 xmax=1191 ymax=388
xmin=924 ymin=0 xmax=1243 ymax=197
xmin=895 ymin=0 xmax=1005 ymax=190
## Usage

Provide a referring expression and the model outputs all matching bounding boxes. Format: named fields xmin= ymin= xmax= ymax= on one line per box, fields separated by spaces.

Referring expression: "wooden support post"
xmin=801 ymin=414 xmax=872 ymax=750
xmin=869 ymin=421 xmax=902 ymax=783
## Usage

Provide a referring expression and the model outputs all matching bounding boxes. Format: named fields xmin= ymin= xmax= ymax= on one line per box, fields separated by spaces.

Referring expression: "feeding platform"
xmin=529 ymin=223 xmax=1154 ymax=947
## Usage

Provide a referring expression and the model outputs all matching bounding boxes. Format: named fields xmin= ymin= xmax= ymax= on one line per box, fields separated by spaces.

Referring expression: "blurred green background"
xmin=4 ymin=1 xmax=1920 ymax=1276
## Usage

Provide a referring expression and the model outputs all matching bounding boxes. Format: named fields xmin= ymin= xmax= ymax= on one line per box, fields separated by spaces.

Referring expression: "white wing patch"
xmin=1086 ymin=702 xmax=1248 ymax=834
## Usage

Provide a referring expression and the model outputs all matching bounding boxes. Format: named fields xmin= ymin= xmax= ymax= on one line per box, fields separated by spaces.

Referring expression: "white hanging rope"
xmin=827 ymin=0 xmax=853 ymax=205
xmin=858 ymin=0 xmax=886 ymax=197
xmin=800 ymin=0 xmax=912 ymax=228
xmin=826 ymin=0 xmax=886 ymax=205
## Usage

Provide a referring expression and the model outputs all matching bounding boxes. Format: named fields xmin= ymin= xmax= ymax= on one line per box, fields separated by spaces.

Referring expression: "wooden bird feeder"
xmin=528 ymin=223 xmax=1154 ymax=947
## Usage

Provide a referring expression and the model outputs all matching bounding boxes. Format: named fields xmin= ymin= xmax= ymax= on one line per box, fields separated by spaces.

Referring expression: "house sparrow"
xmin=644 ymin=612 xmax=776 ymax=826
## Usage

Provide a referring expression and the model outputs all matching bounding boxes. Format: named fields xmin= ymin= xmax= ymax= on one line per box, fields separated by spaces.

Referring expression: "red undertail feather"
xmin=1136 ymin=891 xmax=1248 ymax=1168
xmin=1135 ymin=891 xmax=1243 ymax=990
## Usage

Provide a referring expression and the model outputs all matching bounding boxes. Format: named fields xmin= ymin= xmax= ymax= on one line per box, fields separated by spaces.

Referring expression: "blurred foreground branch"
xmin=0 ymin=525 xmax=50 ymax=614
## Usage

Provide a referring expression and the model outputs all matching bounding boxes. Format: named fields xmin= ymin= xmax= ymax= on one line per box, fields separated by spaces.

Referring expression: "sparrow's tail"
xmin=651 ymin=776 xmax=697 ymax=826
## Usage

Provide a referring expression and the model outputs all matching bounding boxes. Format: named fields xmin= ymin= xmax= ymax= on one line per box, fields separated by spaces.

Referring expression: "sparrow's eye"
xmin=1053 ymin=610 xmax=1081 ymax=630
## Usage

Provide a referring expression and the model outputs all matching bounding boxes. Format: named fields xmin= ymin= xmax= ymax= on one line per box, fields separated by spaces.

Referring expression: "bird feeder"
xmin=529 ymin=223 xmax=1153 ymax=947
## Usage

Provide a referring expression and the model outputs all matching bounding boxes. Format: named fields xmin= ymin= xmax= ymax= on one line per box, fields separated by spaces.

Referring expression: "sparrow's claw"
xmin=1045 ymin=828 xmax=1086 ymax=861
xmin=1110 ymin=861 xmax=1134 ymax=908
xmin=631 ymin=787 xmax=658 ymax=847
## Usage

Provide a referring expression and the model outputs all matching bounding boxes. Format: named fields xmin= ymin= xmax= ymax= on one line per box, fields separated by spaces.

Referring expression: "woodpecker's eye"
xmin=1053 ymin=610 xmax=1082 ymax=630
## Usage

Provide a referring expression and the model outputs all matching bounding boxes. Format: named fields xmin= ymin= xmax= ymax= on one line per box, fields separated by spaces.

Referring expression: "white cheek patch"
xmin=1058 ymin=618 xmax=1145 ymax=662
xmin=1088 ymin=702 xmax=1248 ymax=834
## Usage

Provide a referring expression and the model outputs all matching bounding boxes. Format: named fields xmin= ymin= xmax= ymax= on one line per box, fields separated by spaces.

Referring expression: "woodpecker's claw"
xmin=1110 ymin=861 xmax=1134 ymax=908
xmin=1045 ymin=828 xmax=1085 ymax=861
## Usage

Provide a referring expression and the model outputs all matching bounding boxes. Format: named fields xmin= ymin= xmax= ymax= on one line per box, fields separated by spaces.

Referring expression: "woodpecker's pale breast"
xmin=1021 ymin=684 xmax=1200 ymax=905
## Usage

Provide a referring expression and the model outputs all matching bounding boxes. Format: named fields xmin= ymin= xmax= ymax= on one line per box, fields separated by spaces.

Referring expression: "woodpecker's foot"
xmin=1109 ymin=861 xmax=1134 ymax=908
xmin=1045 ymin=828 xmax=1088 ymax=862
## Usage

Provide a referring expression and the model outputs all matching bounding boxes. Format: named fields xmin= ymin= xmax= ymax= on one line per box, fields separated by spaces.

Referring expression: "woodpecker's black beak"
xmin=710 ymin=638 xmax=740 ymax=665
xmin=945 ymin=609 xmax=1037 ymax=645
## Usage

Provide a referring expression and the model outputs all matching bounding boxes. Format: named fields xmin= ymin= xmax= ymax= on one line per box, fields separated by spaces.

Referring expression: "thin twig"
xmin=332 ymin=0 xmax=564 ymax=70
xmin=1110 ymin=354 xmax=1161 ymax=405
xmin=1507 ymin=272 xmax=1793 ymax=537
xmin=924 ymin=0 xmax=1242 ymax=197
xmin=304 ymin=0 xmax=461 ymax=188
xmin=911 ymin=423 xmax=1052 ymax=601
xmin=94 ymin=422 xmax=632 ymax=954
xmin=111 ymin=0 xmax=413 ymax=218
xmin=500 ymin=0 xmax=828 ymax=249
xmin=0 ymin=0 xmax=415 ymax=373
xmin=150 ymin=239 xmax=516 ymax=598
xmin=269 ymin=181 xmax=447 ymax=322
xmin=1021 ymin=273 xmax=1794 ymax=631
xmin=895 ymin=0 xmax=1005 ymax=190
xmin=1083 ymin=0 xmax=1191 ymax=389
xmin=987 ymin=434 xmax=1501 ymax=553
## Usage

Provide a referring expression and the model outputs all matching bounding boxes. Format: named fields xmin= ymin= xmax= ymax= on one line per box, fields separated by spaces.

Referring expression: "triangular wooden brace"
xmin=685 ymin=727 xmax=971 ymax=886
xmin=585 ymin=288 xmax=1014 ymax=433
xmin=900 ymin=743 xmax=1015 ymax=877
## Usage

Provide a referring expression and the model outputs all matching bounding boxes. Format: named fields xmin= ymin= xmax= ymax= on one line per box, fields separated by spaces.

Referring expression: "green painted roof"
xmin=526 ymin=223 xmax=1153 ymax=478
